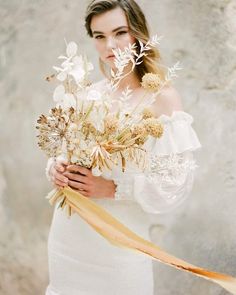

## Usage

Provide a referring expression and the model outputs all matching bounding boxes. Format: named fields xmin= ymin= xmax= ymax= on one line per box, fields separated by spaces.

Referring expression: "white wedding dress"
xmin=45 ymin=82 xmax=202 ymax=295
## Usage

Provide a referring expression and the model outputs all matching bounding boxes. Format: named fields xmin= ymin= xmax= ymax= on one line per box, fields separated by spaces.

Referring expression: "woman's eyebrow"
xmin=92 ymin=26 xmax=128 ymax=35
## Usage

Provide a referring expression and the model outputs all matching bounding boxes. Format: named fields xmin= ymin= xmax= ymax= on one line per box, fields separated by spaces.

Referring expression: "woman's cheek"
xmin=94 ymin=42 xmax=103 ymax=57
xmin=119 ymin=36 xmax=136 ymax=50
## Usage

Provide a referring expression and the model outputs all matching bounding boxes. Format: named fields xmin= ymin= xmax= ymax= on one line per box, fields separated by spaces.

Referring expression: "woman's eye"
xmin=95 ymin=35 xmax=104 ymax=39
xmin=116 ymin=31 xmax=128 ymax=36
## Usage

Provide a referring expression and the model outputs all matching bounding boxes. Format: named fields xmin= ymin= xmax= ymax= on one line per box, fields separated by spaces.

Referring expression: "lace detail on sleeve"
xmin=147 ymin=152 xmax=198 ymax=186
xmin=113 ymin=176 xmax=134 ymax=201
xmin=133 ymin=150 xmax=198 ymax=214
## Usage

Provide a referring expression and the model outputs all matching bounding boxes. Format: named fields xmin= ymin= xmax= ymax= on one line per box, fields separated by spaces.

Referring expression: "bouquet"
xmin=36 ymin=35 xmax=181 ymax=214
xmin=36 ymin=37 xmax=236 ymax=294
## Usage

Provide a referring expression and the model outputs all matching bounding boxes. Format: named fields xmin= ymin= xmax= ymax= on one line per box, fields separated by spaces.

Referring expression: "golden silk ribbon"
xmin=47 ymin=186 xmax=236 ymax=294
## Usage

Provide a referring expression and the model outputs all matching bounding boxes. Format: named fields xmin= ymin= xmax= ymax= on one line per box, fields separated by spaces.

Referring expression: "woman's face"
xmin=90 ymin=7 xmax=136 ymax=69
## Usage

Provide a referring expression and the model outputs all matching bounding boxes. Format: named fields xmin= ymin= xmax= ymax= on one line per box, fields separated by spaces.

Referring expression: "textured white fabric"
xmin=112 ymin=111 xmax=201 ymax=214
xmin=45 ymin=157 xmax=56 ymax=182
xmin=46 ymin=200 xmax=154 ymax=295
xmin=145 ymin=110 xmax=201 ymax=156
xmin=45 ymin=106 xmax=201 ymax=294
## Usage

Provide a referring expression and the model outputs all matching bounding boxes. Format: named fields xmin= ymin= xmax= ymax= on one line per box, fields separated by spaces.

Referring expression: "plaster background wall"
xmin=0 ymin=0 xmax=235 ymax=294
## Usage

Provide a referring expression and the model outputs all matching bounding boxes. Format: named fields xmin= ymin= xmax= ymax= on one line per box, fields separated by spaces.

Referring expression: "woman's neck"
xmin=116 ymin=71 xmax=141 ymax=91
xmin=106 ymin=69 xmax=147 ymax=104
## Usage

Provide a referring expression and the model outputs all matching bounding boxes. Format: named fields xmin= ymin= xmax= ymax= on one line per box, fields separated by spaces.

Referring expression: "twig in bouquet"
xmin=134 ymin=35 xmax=163 ymax=65
xmin=128 ymin=146 xmax=147 ymax=171
xmin=110 ymin=35 xmax=163 ymax=91
xmin=80 ymin=100 xmax=84 ymax=117
xmin=120 ymin=86 xmax=133 ymax=102
xmin=83 ymin=54 xmax=90 ymax=83
xmin=165 ymin=61 xmax=183 ymax=82
xmin=119 ymin=91 xmax=149 ymax=126
xmin=118 ymin=88 xmax=158 ymax=127
xmin=119 ymin=151 xmax=126 ymax=172
xmin=115 ymin=127 xmax=131 ymax=142
xmin=110 ymin=43 xmax=137 ymax=91
xmin=91 ymin=145 xmax=114 ymax=170
xmin=82 ymin=101 xmax=95 ymax=121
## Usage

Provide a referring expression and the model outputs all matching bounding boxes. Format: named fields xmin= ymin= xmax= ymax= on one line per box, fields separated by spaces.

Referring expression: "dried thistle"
xmin=36 ymin=107 xmax=71 ymax=157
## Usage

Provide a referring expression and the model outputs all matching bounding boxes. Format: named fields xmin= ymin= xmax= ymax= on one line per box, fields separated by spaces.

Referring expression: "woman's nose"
xmin=106 ymin=36 xmax=117 ymax=50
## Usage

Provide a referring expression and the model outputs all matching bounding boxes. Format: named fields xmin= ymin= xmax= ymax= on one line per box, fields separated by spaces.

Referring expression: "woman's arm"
xmin=113 ymin=150 xmax=198 ymax=214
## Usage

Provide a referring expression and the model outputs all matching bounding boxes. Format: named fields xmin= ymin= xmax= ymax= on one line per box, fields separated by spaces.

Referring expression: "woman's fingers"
xmin=55 ymin=163 xmax=66 ymax=173
xmin=63 ymin=171 xmax=89 ymax=184
xmin=54 ymin=171 xmax=68 ymax=183
xmin=54 ymin=179 xmax=67 ymax=187
xmin=50 ymin=162 xmax=91 ymax=197
xmin=51 ymin=166 xmax=68 ymax=185
xmin=68 ymin=180 xmax=88 ymax=191
xmin=66 ymin=165 xmax=90 ymax=176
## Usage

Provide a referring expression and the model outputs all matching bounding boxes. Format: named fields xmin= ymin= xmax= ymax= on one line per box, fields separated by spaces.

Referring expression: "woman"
xmin=45 ymin=1 xmax=202 ymax=294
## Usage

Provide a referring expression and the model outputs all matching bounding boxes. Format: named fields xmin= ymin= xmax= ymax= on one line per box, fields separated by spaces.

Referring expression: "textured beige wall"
xmin=0 ymin=0 xmax=236 ymax=294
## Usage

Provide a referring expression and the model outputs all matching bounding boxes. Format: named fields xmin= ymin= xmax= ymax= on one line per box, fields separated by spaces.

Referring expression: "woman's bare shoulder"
xmin=152 ymin=84 xmax=184 ymax=118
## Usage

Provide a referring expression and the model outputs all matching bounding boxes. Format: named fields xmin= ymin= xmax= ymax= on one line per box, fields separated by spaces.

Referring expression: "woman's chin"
xmin=104 ymin=59 xmax=116 ymax=70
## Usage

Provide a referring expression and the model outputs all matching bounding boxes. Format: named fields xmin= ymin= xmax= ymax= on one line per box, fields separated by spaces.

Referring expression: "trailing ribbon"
xmin=46 ymin=186 xmax=236 ymax=294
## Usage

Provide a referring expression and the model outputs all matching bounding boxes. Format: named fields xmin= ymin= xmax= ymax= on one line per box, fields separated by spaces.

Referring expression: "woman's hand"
xmin=49 ymin=158 xmax=69 ymax=188
xmin=63 ymin=165 xmax=116 ymax=199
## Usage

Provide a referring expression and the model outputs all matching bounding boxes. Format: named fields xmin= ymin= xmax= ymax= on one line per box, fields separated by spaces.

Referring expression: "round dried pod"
xmin=141 ymin=73 xmax=163 ymax=91
xmin=144 ymin=118 xmax=164 ymax=138
xmin=142 ymin=108 xmax=154 ymax=119
xmin=132 ymin=124 xmax=146 ymax=137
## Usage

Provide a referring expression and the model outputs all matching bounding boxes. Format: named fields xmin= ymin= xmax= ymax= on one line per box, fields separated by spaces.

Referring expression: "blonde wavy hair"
xmin=85 ymin=0 xmax=166 ymax=81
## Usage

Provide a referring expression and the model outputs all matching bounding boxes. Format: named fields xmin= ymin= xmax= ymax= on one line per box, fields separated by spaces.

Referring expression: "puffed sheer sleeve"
xmin=112 ymin=111 xmax=202 ymax=214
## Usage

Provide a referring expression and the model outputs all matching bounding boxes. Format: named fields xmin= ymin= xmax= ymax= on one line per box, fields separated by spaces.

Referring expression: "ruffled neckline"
xmin=157 ymin=111 xmax=194 ymax=124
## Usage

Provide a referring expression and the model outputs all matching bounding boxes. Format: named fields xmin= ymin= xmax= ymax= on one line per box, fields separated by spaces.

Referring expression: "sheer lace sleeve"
xmin=113 ymin=111 xmax=202 ymax=214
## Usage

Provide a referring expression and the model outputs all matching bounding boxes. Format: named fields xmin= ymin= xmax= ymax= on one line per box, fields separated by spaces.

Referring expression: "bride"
xmin=45 ymin=0 xmax=201 ymax=294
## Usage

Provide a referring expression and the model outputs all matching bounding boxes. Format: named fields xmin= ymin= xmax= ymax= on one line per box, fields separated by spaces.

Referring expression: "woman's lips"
xmin=107 ymin=55 xmax=115 ymax=59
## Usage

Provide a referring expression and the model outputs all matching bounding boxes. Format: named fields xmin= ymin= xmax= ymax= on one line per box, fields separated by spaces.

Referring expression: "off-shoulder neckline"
xmin=156 ymin=111 xmax=193 ymax=123
xmin=94 ymin=79 xmax=194 ymax=123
